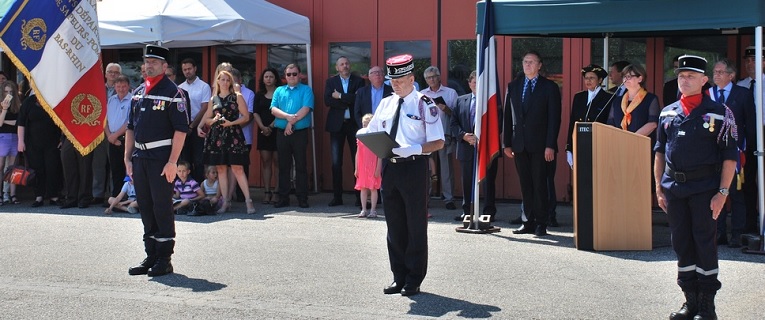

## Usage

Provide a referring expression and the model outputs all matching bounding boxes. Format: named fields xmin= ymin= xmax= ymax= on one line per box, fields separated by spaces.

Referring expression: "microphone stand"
xmin=585 ymin=83 xmax=624 ymax=122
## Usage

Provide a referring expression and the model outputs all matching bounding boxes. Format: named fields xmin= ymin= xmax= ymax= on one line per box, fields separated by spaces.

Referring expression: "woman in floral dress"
xmin=202 ymin=70 xmax=255 ymax=214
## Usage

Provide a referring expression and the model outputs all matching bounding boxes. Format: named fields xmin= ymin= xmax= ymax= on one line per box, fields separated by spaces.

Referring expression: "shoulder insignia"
xmin=660 ymin=110 xmax=678 ymax=118
xmin=429 ymin=106 xmax=438 ymax=117
xmin=421 ymin=95 xmax=433 ymax=105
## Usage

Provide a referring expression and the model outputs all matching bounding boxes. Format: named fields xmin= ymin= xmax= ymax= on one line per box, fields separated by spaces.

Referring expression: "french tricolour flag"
xmin=0 ymin=0 xmax=107 ymax=155
xmin=474 ymin=0 xmax=501 ymax=185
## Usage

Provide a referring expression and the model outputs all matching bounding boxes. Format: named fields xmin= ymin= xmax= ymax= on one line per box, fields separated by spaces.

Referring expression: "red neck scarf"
xmin=144 ymin=74 xmax=165 ymax=94
xmin=680 ymin=93 xmax=703 ymax=115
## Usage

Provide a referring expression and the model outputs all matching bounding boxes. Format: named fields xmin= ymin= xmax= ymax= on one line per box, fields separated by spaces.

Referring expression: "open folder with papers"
xmin=356 ymin=131 xmax=400 ymax=159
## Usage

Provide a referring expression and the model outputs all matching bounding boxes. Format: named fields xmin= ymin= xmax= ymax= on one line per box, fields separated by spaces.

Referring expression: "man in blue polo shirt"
xmin=270 ymin=63 xmax=314 ymax=208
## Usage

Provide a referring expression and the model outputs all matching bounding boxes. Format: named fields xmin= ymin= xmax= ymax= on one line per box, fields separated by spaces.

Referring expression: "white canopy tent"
xmin=97 ymin=0 xmax=310 ymax=48
xmin=97 ymin=0 xmax=320 ymax=192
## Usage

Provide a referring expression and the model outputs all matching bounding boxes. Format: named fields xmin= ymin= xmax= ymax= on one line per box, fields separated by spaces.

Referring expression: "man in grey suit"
xmin=451 ymin=71 xmax=498 ymax=222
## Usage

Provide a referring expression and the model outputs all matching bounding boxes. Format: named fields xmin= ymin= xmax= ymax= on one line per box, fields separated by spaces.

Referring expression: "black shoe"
xmin=128 ymin=257 xmax=155 ymax=276
xmin=510 ymin=216 xmax=523 ymax=224
xmin=549 ymin=217 xmax=560 ymax=227
xmin=60 ymin=201 xmax=77 ymax=209
xmin=147 ymin=258 xmax=173 ymax=277
xmin=482 ymin=205 xmax=497 ymax=216
xmin=401 ymin=286 xmax=421 ymax=296
xmin=273 ymin=200 xmax=289 ymax=208
xmin=298 ymin=199 xmax=310 ymax=208
xmin=49 ymin=199 xmax=62 ymax=206
xmin=512 ymin=224 xmax=535 ymax=234
xmin=383 ymin=281 xmax=404 ymax=294
xmin=445 ymin=201 xmax=456 ymax=210
xmin=31 ymin=200 xmax=44 ymax=208
xmin=729 ymin=236 xmax=742 ymax=248
xmin=328 ymin=198 xmax=343 ymax=206
xmin=534 ymin=225 xmax=548 ymax=236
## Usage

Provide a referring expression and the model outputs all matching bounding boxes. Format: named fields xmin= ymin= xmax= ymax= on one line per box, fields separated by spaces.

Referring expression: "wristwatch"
xmin=718 ymin=188 xmax=729 ymax=196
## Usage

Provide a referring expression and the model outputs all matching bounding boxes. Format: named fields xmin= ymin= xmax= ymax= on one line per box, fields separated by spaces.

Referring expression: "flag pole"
xmin=457 ymin=0 xmax=499 ymax=234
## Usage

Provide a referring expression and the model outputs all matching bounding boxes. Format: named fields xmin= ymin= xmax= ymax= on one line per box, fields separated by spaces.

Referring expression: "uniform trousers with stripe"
xmin=133 ymin=157 xmax=176 ymax=241
xmin=382 ymin=157 xmax=429 ymax=287
xmin=665 ymin=188 xmax=722 ymax=292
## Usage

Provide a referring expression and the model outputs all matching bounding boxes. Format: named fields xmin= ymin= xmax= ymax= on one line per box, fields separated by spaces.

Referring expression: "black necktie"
xmin=718 ymin=88 xmax=725 ymax=103
xmin=750 ymin=79 xmax=756 ymax=92
xmin=389 ymin=98 xmax=404 ymax=141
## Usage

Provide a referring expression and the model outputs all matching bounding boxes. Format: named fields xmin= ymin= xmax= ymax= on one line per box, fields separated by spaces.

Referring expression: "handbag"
xmin=3 ymin=152 xmax=35 ymax=186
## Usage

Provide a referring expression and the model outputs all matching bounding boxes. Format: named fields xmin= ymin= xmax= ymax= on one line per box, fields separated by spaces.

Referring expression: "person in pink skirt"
xmin=355 ymin=113 xmax=383 ymax=218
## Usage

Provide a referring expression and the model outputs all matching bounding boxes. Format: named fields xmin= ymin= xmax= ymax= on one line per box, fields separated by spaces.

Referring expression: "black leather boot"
xmin=669 ymin=290 xmax=698 ymax=320
xmin=147 ymin=240 xmax=174 ymax=277
xmin=128 ymin=239 xmax=156 ymax=275
xmin=693 ymin=291 xmax=717 ymax=320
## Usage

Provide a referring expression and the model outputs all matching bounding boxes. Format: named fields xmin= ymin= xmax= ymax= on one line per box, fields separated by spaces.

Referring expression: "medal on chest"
xmin=152 ymin=100 xmax=166 ymax=111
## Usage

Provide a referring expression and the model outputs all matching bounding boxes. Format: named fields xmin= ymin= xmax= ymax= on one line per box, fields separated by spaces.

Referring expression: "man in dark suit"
xmin=324 ymin=56 xmax=365 ymax=206
xmin=451 ymin=71 xmax=499 ymax=222
xmin=608 ymin=60 xmax=630 ymax=95
xmin=354 ymin=66 xmax=392 ymax=128
xmin=709 ymin=58 xmax=755 ymax=248
xmin=662 ymin=55 xmax=681 ymax=107
xmin=503 ymin=51 xmax=561 ymax=237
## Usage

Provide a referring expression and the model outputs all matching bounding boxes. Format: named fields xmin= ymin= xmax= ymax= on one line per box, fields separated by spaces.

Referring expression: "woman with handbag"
xmin=17 ymin=93 xmax=63 ymax=207
xmin=0 ymin=81 xmax=21 ymax=204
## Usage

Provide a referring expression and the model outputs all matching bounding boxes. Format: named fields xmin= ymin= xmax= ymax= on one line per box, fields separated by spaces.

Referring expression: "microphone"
xmin=585 ymin=83 xmax=623 ymax=122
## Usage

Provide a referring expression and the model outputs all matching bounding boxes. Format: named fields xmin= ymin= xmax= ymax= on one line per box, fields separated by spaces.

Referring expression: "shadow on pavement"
xmin=406 ymin=292 xmax=501 ymax=318
xmin=149 ymin=273 xmax=227 ymax=292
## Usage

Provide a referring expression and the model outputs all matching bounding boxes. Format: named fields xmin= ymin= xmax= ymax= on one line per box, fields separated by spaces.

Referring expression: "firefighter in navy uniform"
xmin=126 ymin=45 xmax=189 ymax=277
xmin=655 ymin=55 xmax=737 ymax=320
xmin=367 ymin=54 xmax=444 ymax=297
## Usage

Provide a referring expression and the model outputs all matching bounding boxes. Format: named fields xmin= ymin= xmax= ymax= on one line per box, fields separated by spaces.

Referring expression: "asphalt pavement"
xmin=1 ymin=190 xmax=763 ymax=319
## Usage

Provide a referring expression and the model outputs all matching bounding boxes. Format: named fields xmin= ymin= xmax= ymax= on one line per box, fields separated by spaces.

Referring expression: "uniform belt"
xmin=666 ymin=165 xmax=719 ymax=183
xmin=135 ymin=139 xmax=172 ymax=150
xmin=389 ymin=155 xmax=428 ymax=163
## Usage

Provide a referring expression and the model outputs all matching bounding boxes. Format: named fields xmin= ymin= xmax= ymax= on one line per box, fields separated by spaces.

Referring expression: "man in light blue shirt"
xmin=270 ymin=63 xmax=314 ymax=208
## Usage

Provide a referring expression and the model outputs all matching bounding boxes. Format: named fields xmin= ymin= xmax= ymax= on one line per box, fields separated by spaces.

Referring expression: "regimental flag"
xmin=0 ymin=0 xmax=106 ymax=155
xmin=475 ymin=0 xmax=500 ymax=182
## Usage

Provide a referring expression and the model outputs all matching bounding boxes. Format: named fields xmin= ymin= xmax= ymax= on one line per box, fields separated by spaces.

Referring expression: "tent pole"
xmin=602 ymin=36 xmax=609 ymax=88
xmin=306 ymin=43 xmax=318 ymax=193
xmin=756 ymin=26 xmax=764 ymax=245
xmin=744 ymin=26 xmax=765 ymax=255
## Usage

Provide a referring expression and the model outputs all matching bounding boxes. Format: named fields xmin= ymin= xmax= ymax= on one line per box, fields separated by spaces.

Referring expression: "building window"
xmin=268 ymin=44 xmax=308 ymax=84
xmin=384 ymin=40 xmax=432 ymax=90
xmin=216 ymin=45 xmax=256 ymax=88
xmin=591 ymin=38 xmax=646 ymax=87
xmin=512 ymin=38 xmax=564 ymax=87
xmin=329 ymin=42 xmax=371 ymax=79
xmin=663 ymin=36 xmax=727 ymax=83
xmin=447 ymin=39 xmax=476 ymax=96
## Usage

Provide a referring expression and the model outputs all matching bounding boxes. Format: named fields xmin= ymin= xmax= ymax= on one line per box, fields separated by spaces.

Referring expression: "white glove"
xmin=566 ymin=151 xmax=573 ymax=169
xmin=392 ymin=144 xmax=422 ymax=158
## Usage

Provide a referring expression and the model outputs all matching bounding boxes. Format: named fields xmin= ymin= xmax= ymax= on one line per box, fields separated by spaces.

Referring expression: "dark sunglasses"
xmin=285 ymin=72 xmax=299 ymax=77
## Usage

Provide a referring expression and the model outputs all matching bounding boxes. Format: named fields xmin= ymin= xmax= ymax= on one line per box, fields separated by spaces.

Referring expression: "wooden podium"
xmin=573 ymin=122 xmax=652 ymax=251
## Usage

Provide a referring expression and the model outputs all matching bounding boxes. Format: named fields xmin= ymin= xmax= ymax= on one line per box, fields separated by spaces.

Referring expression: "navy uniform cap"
xmin=675 ymin=55 xmax=707 ymax=74
xmin=386 ymin=54 xmax=414 ymax=79
xmin=144 ymin=45 xmax=169 ymax=60
xmin=744 ymin=46 xmax=765 ymax=57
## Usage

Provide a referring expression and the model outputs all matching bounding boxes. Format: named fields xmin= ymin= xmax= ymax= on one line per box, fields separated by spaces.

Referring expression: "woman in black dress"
xmin=252 ymin=68 xmax=281 ymax=204
xmin=16 ymin=94 xmax=63 ymax=207
xmin=202 ymin=70 xmax=255 ymax=214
